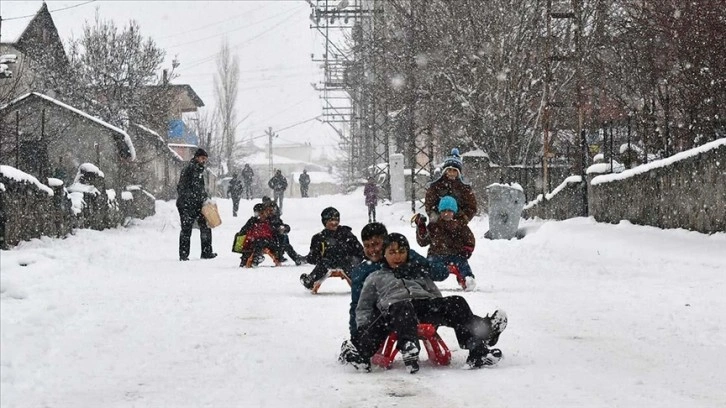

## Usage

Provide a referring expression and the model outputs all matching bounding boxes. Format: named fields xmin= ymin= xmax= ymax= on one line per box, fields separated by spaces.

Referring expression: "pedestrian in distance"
xmin=241 ymin=163 xmax=254 ymax=200
xmin=176 ymin=148 xmax=217 ymax=261
xmin=228 ymin=172 xmax=243 ymax=217
xmin=299 ymin=169 xmax=311 ymax=198
xmin=267 ymin=169 xmax=288 ymax=213
xmin=363 ymin=176 xmax=379 ymax=223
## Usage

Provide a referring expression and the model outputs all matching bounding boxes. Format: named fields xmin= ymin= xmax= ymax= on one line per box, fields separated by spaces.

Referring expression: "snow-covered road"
xmin=2 ymin=192 xmax=724 ymax=407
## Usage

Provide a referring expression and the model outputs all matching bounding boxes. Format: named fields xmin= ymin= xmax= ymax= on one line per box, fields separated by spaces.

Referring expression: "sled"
xmin=371 ymin=323 xmax=451 ymax=369
xmin=243 ymin=248 xmax=281 ymax=268
xmin=311 ymin=269 xmax=351 ymax=294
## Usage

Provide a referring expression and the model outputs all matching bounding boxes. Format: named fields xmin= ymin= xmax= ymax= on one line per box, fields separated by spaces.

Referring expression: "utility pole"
xmin=265 ymin=126 xmax=277 ymax=176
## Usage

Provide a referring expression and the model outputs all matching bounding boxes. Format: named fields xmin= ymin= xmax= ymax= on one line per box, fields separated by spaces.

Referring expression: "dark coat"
xmin=424 ymin=177 xmax=478 ymax=223
xmin=416 ymin=218 xmax=475 ymax=257
xmin=241 ymin=166 xmax=254 ymax=183
xmin=228 ymin=175 xmax=243 ymax=198
xmin=306 ymin=225 xmax=364 ymax=266
xmin=268 ymin=173 xmax=288 ymax=192
xmin=299 ymin=172 xmax=311 ymax=187
xmin=364 ymin=181 xmax=378 ymax=206
xmin=176 ymin=160 xmax=207 ymax=213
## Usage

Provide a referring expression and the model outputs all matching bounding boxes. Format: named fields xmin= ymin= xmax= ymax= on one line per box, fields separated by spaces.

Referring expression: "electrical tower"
xmin=308 ymin=0 xmax=389 ymax=191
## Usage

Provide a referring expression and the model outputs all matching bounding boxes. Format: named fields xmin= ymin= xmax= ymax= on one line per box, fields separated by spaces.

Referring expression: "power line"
xmin=164 ymin=4 xmax=295 ymax=50
xmin=182 ymin=5 xmax=305 ymax=70
xmin=1 ymin=0 xmax=98 ymax=21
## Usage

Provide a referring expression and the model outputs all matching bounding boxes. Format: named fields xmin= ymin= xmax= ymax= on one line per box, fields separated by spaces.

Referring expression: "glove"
xmin=461 ymin=246 xmax=474 ymax=259
xmin=414 ymin=213 xmax=427 ymax=226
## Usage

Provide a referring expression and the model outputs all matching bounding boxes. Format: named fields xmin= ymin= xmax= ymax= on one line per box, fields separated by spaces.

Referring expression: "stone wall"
xmin=589 ymin=140 xmax=726 ymax=234
xmin=522 ymin=176 xmax=588 ymax=221
xmin=0 ymin=167 xmax=156 ymax=249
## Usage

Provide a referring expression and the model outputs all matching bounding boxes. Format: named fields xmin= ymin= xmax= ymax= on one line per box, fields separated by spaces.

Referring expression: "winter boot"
xmin=464 ymin=276 xmax=477 ymax=291
xmin=486 ymin=309 xmax=508 ymax=347
xmin=466 ymin=347 xmax=503 ymax=369
xmin=338 ymin=340 xmax=370 ymax=371
xmin=400 ymin=341 xmax=420 ymax=374
xmin=300 ymin=273 xmax=314 ymax=290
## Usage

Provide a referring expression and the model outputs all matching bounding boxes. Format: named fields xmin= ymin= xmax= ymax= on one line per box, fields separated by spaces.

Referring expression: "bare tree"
xmin=213 ymin=39 xmax=240 ymax=174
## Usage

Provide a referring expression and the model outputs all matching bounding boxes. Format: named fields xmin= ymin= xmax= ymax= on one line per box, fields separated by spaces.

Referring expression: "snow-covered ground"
xmin=1 ymin=191 xmax=725 ymax=407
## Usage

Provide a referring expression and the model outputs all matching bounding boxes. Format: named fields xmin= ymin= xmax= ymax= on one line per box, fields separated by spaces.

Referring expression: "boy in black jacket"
xmin=299 ymin=207 xmax=364 ymax=290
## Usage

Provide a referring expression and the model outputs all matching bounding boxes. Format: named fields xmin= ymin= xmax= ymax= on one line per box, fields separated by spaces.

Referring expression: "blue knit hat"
xmin=438 ymin=196 xmax=458 ymax=213
xmin=441 ymin=148 xmax=463 ymax=174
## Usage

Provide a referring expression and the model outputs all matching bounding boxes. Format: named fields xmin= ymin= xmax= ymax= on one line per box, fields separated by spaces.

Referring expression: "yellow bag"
xmin=201 ymin=201 xmax=222 ymax=228
xmin=232 ymin=233 xmax=247 ymax=253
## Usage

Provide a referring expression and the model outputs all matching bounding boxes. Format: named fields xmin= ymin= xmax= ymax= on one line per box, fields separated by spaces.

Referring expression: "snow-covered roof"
xmin=0 ymin=165 xmax=54 ymax=196
xmin=592 ymin=138 xmax=726 ymax=186
xmin=132 ymin=123 xmax=184 ymax=161
xmin=462 ymin=149 xmax=489 ymax=158
xmin=0 ymin=92 xmax=137 ymax=161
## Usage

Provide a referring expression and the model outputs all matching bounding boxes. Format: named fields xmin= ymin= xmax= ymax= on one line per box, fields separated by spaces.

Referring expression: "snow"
xmin=121 ymin=191 xmax=133 ymax=201
xmin=77 ymin=163 xmax=105 ymax=179
xmin=523 ymin=176 xmax=582 ymax=209
xmin=1 ymin=93 xmax=137 ymax=161
xmin=1 ymin=193 xmax=725 ymax=407
xmin=46 ymin=178 xmax=63 ymax=187
xmin=487 ymin=182 xmax=524 ymax=192
xmin=461 ymin=149 xmax=489 ymax=158
xmin=592 ymin=138 xmax=726 ymax=186
xmin=0 ymin=165 xmax=54 ymax=196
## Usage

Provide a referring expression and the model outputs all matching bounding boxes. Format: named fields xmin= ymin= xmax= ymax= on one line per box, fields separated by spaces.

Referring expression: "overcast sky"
xmin=1 ymin=0 xmax=341 ymax=149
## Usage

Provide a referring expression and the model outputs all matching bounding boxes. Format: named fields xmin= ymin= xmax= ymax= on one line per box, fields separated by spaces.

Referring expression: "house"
xmin=0 ymin=92 xmax=135 ymax=190
xmin=0 ymin=2 xmax=68 ymax=103
xmin=127 ymin=123 xmax=185 ymax=200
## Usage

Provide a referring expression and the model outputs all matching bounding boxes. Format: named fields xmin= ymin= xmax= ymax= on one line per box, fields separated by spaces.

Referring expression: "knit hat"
xmin=441 ymin=148 xmax=463 ymax=174
xmin=321 ymin=207 xmax=340 ymax=225
xmin=438 ymin=195 xmax=458 ymax=213
xmin=193 ymin=148 xmax=208 ymax=158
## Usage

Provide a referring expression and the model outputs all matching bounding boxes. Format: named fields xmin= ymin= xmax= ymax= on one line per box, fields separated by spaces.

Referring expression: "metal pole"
xmin=15 ymin=111 xmax=19 ymax=167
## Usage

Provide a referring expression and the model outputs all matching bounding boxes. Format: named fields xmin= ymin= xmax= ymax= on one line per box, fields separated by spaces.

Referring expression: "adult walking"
xmin=267 ymin=169 xmax=288 ymax=213
xmin=241 ymin=163 xmax=254 ymax=200
xmin=227 ymin=172 xmax=243 ymax=217
xmin=176 ymin=148 xmax=217 ymax=261
xmin=299 ymin=169 xmax=311 ymax=198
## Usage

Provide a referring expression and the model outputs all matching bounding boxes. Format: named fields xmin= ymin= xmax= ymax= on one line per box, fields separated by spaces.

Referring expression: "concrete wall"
xmin=523 ymin=177 xmax=588 ymax=221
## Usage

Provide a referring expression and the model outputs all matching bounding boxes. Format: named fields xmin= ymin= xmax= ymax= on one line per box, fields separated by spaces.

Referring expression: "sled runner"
xmin=311 ymin=269 xmax=352 ymax=294
xmin=243 ymin=248 xmax=281 ymax=268
xmin=371 ymin=323 xmax=451 ymax=368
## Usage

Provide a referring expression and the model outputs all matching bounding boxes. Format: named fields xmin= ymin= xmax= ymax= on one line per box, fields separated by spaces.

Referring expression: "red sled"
xmin=371 ymin=323 xmax=451 ymax=368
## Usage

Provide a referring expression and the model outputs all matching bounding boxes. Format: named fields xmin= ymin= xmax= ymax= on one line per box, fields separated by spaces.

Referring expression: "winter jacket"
xmin=306 ymin=225 xmax=364 ymax=266
xmin=363 ymin=182 xmax=378 ymax=206
xmin=417 ymin=218 xmax=475 ymax=257
xmin=268 ymin=174 xmax=288 ymax=192
xmin=241 ymin=166 xmax=254 ymax=183
xmin=424 ymin=177 xmax=477 ymax=223
xmin=238 ymin=216 xmax=274 ymax=250
xmin=228 ymin=175 xmax=243 ymax=198
xmin=299 ymin=172 xmax=311 ymax=187
xmin=355 ymin=262 xmax=442 ymax=329
xmin=348 ymin=249 xmax=448 ymax=337
xmin=176 ymin=160 xmax=207 ymax=212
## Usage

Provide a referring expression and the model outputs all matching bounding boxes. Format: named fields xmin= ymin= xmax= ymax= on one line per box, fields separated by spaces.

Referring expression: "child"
xmin=363 ymin=176 xmax=379 ymax=223
xmin=351 ymin=233 xmax=507 ymax=373
xmin=299 ymin=207 xmax=365 ymax=290
xmin=416 ymin=195 xmax=477 ymax=291
xmin=237 ymin=202 xmax=281 ymax=267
